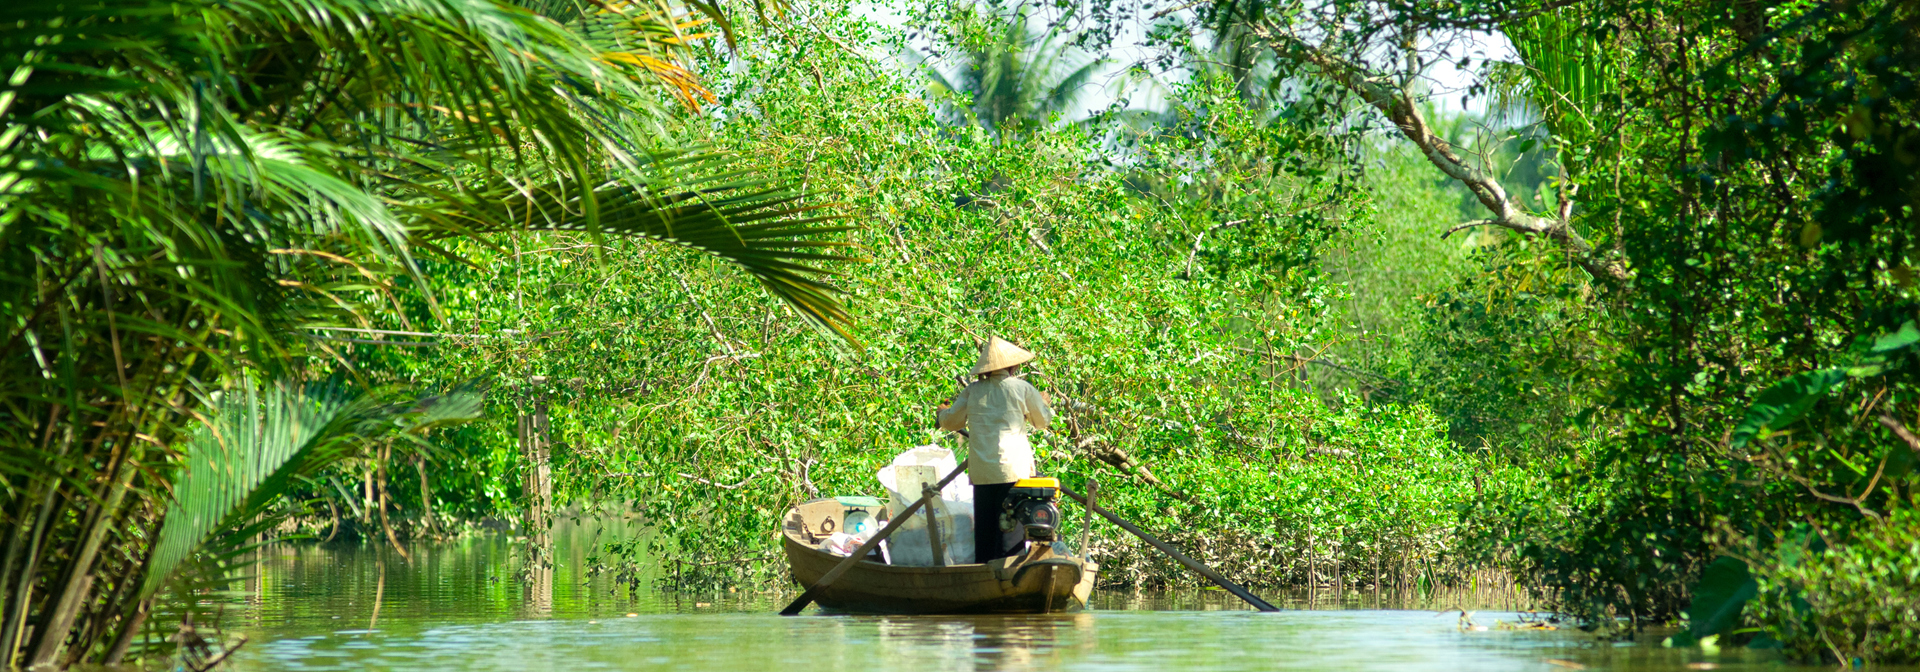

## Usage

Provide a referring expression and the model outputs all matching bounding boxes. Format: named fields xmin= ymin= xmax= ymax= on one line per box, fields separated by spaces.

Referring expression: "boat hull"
xmin=782 ymin=499 xmax=1096 ymax=615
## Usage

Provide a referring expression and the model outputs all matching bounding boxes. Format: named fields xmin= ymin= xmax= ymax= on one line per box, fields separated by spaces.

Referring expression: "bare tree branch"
xmin=1875 ymin=413 xmax=1920 ymax=455
xmin=1442 ymin=219 xmax=1498 ymax=240
xmin=1183 ymin=219 xmax=1246 ymax=278
xmin=676 ymin=469 xmax=771 ymax=490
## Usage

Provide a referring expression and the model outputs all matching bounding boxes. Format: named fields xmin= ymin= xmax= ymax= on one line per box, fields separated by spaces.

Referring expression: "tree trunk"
xmin=520 ymin=397 xmax=553 ymax=549
xmin=362 ymin=467 xmax=375 ymax=528
xmin=100 ymin=514 xmax=163 ymax=666
xmin=377 ymin=442 xmax=410 ymax=561
xmin=518 ymin=394 xmax=553 ymax=614
xmin=101 ymin=598 xmax=147 ymax=665
xmin=28 ymin=457 xmax=135 ymax=667
xmin=1 ymin=408 xmax=72 ymax=666
xmin=68 ymin=498 xmax=146 ymax=667
xmin=416 ymin=454 xmax=434 ymax=535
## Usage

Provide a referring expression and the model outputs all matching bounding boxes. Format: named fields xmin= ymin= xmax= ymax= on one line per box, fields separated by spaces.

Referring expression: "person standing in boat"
xmin=936 ymin=336 xmax=1055 ymax=562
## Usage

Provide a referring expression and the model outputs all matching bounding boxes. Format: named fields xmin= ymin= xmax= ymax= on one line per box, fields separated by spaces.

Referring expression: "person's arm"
xmin=1023 ymin=382 xmax=1054 ymax=431
xmin=936 ymin=387 xmax=970 ymax=431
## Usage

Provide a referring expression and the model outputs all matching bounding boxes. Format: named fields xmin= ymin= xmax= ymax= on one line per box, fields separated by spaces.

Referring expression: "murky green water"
xmin=215 ymin=533 xmax=1863 ymax=672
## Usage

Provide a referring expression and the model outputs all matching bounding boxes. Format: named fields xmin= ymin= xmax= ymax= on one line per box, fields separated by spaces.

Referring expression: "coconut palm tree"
xmin=925 ymin=5 xmax=1106 ymax=138
xmin=1202 ymin=0 xmax=1283 ymax=107
xmin=1096 ymin=0 xmax=1296 ymax=138
xmin=0 ymin=0 xmax=852 ymax=665
xmin=1488 ymin=5 xmax=1622 ymax=177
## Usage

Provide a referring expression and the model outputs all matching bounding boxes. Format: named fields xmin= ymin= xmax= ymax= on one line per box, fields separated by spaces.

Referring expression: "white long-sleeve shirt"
xmin=937 ymin=372 xmax=1054 ymax=484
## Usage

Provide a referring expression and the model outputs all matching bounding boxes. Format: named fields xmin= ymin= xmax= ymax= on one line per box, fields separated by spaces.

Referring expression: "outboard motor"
xmin=1001 ymin=477 xmax=1062 ymax=553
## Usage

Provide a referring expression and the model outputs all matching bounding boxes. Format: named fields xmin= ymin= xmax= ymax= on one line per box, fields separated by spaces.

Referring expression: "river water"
xmin=214 ymin=534 xmax=1862 ymax=672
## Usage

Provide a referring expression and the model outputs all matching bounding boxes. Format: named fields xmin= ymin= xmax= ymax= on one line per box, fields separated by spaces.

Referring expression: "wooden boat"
xmin=782 ymin=496 xmax=1097 ymax=614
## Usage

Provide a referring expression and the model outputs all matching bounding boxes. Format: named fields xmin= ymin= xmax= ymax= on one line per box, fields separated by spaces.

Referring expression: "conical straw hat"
xmin=971 ymin=336 xmax=1036 ymax=376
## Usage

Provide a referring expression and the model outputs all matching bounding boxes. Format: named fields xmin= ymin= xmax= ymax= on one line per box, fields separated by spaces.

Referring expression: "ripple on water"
xmin=219 ymin=539 xmax=1872 ymax=672
xmin=233 ymin=609 xmax=1854 ymax=672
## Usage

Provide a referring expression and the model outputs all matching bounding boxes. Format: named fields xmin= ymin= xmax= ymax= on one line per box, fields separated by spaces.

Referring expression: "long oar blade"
xmin=780 ymin=459 xmax=971 ymax=615
xmin=1060 ymin=485 xmax=1279 ymax=612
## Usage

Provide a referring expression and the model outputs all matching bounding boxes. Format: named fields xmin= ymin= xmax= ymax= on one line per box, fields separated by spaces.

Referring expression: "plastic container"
xmin=874 ymin=446 xmax=975 ymax=565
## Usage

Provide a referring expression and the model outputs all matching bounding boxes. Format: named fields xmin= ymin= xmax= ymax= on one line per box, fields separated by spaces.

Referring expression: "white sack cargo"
xmin=875 ymin=446 xmax=974 ymax=566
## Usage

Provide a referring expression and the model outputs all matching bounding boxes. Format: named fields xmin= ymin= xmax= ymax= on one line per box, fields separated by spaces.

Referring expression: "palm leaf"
xmin=141 ymin=381 xmax=365 ymax=598
xmin=926 ymin=7 xmax=1104 ymax=136
xmin=4 ymin=0 xmax=846 ymax=663
xmin=142 ymin=380 xmax=483 ymax=598
xmin=416 ymin=153 xmax=861 ymax=340
xmin=1503 ymin=7 xmax=1619 ymax=173
xmin=1044 ymin=58 xmax=1107 ymax=117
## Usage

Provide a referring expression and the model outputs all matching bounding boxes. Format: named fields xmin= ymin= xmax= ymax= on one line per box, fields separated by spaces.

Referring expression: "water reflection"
xmin=874 ymin=613 xmax=1095 ymax=672
xmin=219 ymin=535 xmax=1905 ymax=672
xmin=240 ymin=522 xmax=661 ymax=637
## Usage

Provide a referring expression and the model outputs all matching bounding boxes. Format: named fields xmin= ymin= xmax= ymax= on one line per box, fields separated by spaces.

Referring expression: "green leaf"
xmin=422 ymin=158 xmax=858 ymax=342
xmin=1729 ymin=368 xmax=1847 ymax=448
xmin=1685 ymin=556 xmax=1757 ymax=642
xmin=142 ymin=380 xmax=370 ymax=598
xmin=1870 ymin=320 xmax=1920 ymax=353
xmin=142 ymin=379 xmax=485 ymax=598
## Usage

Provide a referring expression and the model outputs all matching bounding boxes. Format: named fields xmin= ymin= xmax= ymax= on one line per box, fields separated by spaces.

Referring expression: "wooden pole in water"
xmin=780 ymin=459 xmax=970 ymax=616
xmin=1058 ymin=485 xmax=1279 ymax=612
xmin=1078 ymin=479 xmax=1097 ymax=557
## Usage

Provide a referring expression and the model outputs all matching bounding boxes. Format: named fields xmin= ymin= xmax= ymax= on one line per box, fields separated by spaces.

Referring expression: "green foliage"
xmin=1495 ymin=5 xmax=1621 ymax=175
xmin=0 ymin=0 xmax=847 ymax=664
xmin=1671 ymin=556 xmax=1758 ymax=647
xmin=1747 ymin=510 xmax=1920 ymax=665
xmin=146 ymin=382 xmax=369 ymax=600
xmin=347 ymin=2 xmax=1525 ymax=596
xmin=1090 ymin=396 xmax=1531 ymax=589
xmin=1728 ymin=370 xmax=1853 ymax=450
xmin=145 ymin=380 xmax=481 ymax=599
xmin=922 ymin=3 xmax=1106 ymax=137
xmin=7 ymin=0 xmax=1911 ymax=663
xmin=1729 ymin=323 xmax=1920 ymax=449
xmin=1360 ymin=0 xmax=1920 ymax=658
xmin=1388 ymin=238 xmax=1606 ymax=453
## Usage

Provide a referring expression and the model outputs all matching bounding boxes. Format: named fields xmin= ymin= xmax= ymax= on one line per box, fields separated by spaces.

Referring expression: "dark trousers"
xmin=974 ymin=481 xmax=1015 ymax=563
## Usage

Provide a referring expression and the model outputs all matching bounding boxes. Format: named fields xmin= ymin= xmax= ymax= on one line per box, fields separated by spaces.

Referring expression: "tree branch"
xmin=1442 ymin=219 xmax=1498 ymax=240
xmin=1257 ymin=26 xmax=1628 ymax=282
xmin=1183 ymin=219 xmax=1246 ymax=278
xmin=1377 ymin=0 xmax=1587 ymax=30
xmin=675 ymin=469 xmax=770 ymax=490
xmin=1875 ymin=413 xmax=1920 ymax=456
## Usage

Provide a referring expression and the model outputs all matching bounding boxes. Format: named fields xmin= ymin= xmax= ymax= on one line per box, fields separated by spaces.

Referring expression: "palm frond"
xmin=926 ymin=7 xmax=1105 ymax=136
xmin=576 ymin=0 xmax=723 ymax=110
xmin=141 ymin=380 xmax=367 ymax=598
xmin=2 ymin=0 xmax=850 ymax=663
xmin=419 ymin=156 xmax=860 ymax=340
xmin=142 ymin=379 xmax=483 ymax=598
xmin=1481 ymin=59 xmax=1539 ymax=126
xmin=1503 ymin=6 xmax=1619 ymax=172
xmin=1044 ymin=58 xmax=1107 ymax=117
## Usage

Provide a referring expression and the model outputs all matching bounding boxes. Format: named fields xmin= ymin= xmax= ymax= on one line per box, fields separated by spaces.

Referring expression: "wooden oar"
xmin=1059 ymin=484 xmax=1279 ymax=612
xmin=779 ymin=458 xmax=970 ymax=616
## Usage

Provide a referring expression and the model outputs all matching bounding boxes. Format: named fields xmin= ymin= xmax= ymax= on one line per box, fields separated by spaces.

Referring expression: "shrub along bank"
xmin=1363 ymin=0 xmax=1920 ymax=662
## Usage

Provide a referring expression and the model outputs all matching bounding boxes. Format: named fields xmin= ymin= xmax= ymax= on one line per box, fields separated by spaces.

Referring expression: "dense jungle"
xmin=2 ymin=0 xmax=1916 ymax=667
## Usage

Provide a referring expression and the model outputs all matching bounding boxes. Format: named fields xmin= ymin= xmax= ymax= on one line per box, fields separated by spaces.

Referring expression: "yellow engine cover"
xmin=1013 ymin=477 xmax=1059 ymax=489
